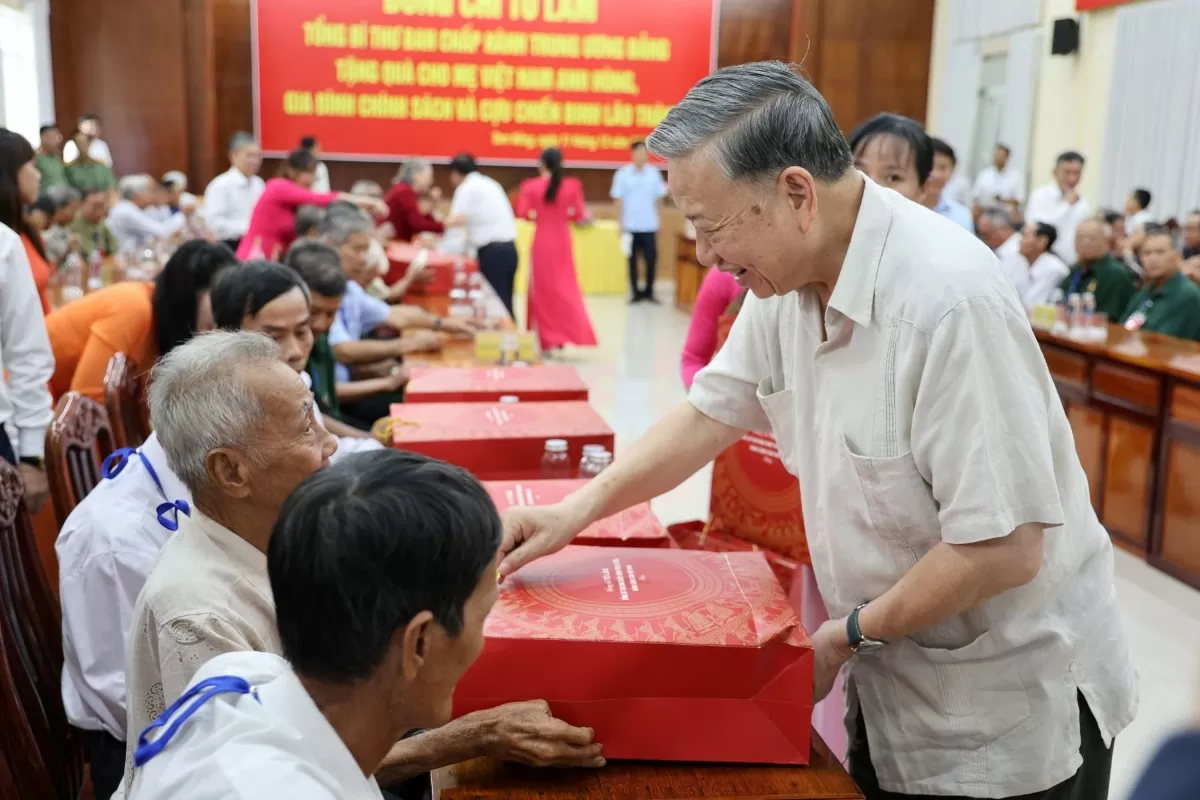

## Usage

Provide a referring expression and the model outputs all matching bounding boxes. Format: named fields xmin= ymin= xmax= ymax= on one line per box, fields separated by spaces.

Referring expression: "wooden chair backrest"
xmin=104 ymin=352 xmax=150 ymax=449
xmin=0 ymin=459 xmax=84 ymax=799
xmin=46 ymin=393 xmax=116 ymax=529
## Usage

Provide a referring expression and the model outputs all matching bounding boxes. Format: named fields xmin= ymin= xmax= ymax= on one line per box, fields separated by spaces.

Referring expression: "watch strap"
xmin=847 ymin=603 xmax=867 ymax=650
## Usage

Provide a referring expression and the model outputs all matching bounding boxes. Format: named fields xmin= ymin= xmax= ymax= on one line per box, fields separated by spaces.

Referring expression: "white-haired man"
xmin=111 ymin=331 xmax=598 ymax=798
xmin=499 ymin=61 xmax=1136 ymax=800
xmin=107 ymin=175 xmax=191 ymax=253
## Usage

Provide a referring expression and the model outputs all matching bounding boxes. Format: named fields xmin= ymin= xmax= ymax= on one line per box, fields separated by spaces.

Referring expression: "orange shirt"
xmin=21 ymin=234 xmax=51 ymax=315
xmin=45 ymin=281 xmax=157 ymax=403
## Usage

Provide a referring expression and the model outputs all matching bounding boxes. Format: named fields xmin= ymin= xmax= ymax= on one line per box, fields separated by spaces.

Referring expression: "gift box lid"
xmin=389 ymin=401 xmax=611 ymax=444
xmin=485 ymin=480 xmax=667 ymax=543
xmin=407 ymin=365 xmax=588 ymax=395
xmin=488 ymin=546 xmax=805 ymax=648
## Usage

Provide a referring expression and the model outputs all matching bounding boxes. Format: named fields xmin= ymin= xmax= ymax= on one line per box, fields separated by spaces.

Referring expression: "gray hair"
xmin=646 ymin=60 xmax=853 ymax=186
xmin=319 ymin=202 xmax=374 ymax=245
xmin=46 ymin=185 xmax=81 ymax=206
xmin=118 ymin=174 xmax=154 ymax=200
xmin=148 ymin=330 xmax=281 ymax=493
xmin=162 ymin=170 xmax=188 ymax=191
xmin=979 ymin=206 xmax=1014 ymax=231
xmin=229 ymin=131 xmax=257 ymax=153
xmin=350 ymin=179 xmax=383 ymax=197
xmin=396 ymin=159 xmax=430 ymax=185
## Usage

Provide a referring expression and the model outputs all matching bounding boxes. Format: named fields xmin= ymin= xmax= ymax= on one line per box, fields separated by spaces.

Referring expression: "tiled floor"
xmin=532 ymin=292 xmax=1200 ymax=800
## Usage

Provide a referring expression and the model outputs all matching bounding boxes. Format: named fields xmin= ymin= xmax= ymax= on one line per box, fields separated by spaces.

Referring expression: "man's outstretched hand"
xmin=498 ymin=501 xmax=589 ymax=579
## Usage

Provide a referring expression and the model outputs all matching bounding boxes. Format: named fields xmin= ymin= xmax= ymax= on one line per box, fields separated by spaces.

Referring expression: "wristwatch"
xmin=433 ymin=317 xmax=443 ymax=331
xmin=847 ymin=603 xmax=887 ymax=655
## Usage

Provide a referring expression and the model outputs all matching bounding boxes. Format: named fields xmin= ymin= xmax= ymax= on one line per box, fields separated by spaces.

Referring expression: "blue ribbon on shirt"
xmin=101 ymin=447 xmax=191 ymax=532
xmin=133 ymin=675 xmax=259 ymax=766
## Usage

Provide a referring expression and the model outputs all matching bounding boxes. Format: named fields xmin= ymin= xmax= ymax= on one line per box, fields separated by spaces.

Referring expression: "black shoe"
xmin=644 ymin=293 xmax=660 ymax=304
xmin=630 ymin=294 xmax=643 ymax=304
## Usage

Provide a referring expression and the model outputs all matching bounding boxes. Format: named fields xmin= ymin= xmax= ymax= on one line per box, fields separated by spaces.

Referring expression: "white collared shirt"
xmin=65 ymin=136 xmax=114 ymax=167
xmin=1009 ymin=251 xmax=1071 ymax=313
xmin=125 ymin=652 xmax=383 ymax=800
xmin=690 ymin=175 xmax=1136 ymax=796
xmin=108 ymin=200 xmax=187 ymax=254
xmin=58 ymin=434 xmax=191 ymax=739
xmin=449 ymin=171 xmax=517 ymax=251
xmin=995 ymin=231 xmax=1021 ymax=264
xmin=972 ymin=165 xmax=1025 ymax=204
xmin=0 ymin=224 xmax=54 ymax=457
xmin=204 ymin=167 xmax=266 ymax=240
xmin=313 ymin=161 xmax=331 ymax=193
xmin=1025 ymin=182 xmax=1091 ymax=265
xmin=1127 ymin=208 xmax=1154 ymax=236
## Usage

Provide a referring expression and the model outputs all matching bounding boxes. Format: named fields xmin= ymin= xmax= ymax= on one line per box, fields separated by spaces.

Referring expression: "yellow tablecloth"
xmin=514 ymin=219 xmax=627 ymax=296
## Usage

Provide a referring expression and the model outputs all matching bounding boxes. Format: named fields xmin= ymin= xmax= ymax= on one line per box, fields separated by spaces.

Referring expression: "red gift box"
xmin=389 ymin=401 xmax=613 ymax=480
xmin=406 ymin=365 xmax=589 ymax=404
xmin=385 ymin=243 xmax=477 ymax=294
xmin=454 ymin=546 xmax=813 ymax=764
xmin=668 ymin=521 xmax=801 ymax=594
xmin=710 ymin=432 xmax=809 ymax=564
xmin=486 ymin=480 xmax=669 ymax=548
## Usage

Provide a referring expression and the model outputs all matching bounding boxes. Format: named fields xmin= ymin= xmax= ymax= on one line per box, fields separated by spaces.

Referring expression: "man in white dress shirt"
xmin=446 ymin=153 xmax=519 ymax=315
xmin=1008 ymin=222 xmax=1070 ymax=313
xmin=126 ymin=449 xmax=522 ymax=799
xmin=203 ymin=132 xmax=265 ymax=251
xmin=301 ymin=135 xmax=331 ymax=192
xmin=1026 ymin=151 xmax=1090 ymax=265
xmin=499 ymin=62 xmax=1136 ymax=799
xmin=971 ymin=143 xmax=1024 ymax=206
xmin=108 ymin=175 xmax=189 ymax=254
xmin=976 ymin=206 xmax=1020 ymax=263
xmin=63 ymin=113 xmax=114 ymax=167
xmin=0 ymin=224 xmax=55 ymax=507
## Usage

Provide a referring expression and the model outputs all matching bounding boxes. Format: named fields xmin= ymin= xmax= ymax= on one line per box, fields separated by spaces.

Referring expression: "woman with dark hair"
xmin=211 ymin=259 xmax=379 ymax=445
xmin=0 ymin=128 xmax=53 ymax=313
xmin=515 ymin=147 xmax=596 ymax=352
xmin=236 ymin=148 xmax=384 ymax=261
xmin=847 ymin=113 xmax=932 ymax=203
xmin=45 ymin=240 xmax=238 ymax=402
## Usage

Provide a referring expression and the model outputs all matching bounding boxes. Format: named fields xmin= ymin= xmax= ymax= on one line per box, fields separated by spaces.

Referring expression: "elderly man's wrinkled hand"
xmin=474 ymin=701 xmax=604 ymax=768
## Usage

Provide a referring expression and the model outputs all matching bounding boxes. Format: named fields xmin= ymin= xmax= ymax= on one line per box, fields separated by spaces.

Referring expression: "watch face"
xmin=852 ymin=639 xmax=886 ymax=655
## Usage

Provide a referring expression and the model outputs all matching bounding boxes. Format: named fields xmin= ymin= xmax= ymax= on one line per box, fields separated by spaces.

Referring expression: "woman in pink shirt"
xmin=680 ymin=266 xmax=741 ymax=388
xmin=237 ymin=149 xmax=385 ymax=260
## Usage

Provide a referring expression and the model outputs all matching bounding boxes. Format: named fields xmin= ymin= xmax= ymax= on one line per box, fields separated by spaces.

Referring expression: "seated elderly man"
xmin=210 ymin=258 xmax=387 ymax=450
xmin=108 ymin=175 xmax=192 ymax=253
xmin=125 ymin=449 xmax=602 ymax=798
xmin=976 ymin=206 xmax=1019 ymax=262
xmin=1059 ymin=219 xmax=1136 ymax=323
xmin=321 ymin=203 xmax=474 ymax=426
xmin=114 ymin=331 xmax=596 ymax=798
xmin=286 ymin=242 xmax=413 ymax=429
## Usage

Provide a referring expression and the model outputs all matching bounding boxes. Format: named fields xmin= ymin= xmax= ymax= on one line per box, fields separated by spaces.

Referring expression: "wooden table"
xmin=432 ymin=731 xmax=861 ymax=799
xmin=403 ymin=280 xmax=538 ymax=367
xmin=674 ymin=234 xmax=705 ymax=312
xmin=1035 ymin=324 xmax=1200 ymax=589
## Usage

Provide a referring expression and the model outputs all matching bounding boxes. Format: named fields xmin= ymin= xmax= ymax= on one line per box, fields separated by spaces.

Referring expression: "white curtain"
xmin=999 ymin=28 xmax=1041 ymax=182
xmin=937 ymin=39 xmax=984 ymax=161
xmin=1100 ymin=0 xmax=1200 ymax=219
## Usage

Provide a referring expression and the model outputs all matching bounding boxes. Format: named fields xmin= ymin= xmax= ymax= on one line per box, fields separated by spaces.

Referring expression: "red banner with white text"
xmin=1075 ymin=0 xmax=1138 ymax=10
xmin=253 ymin=0 xmax=718 ymax=166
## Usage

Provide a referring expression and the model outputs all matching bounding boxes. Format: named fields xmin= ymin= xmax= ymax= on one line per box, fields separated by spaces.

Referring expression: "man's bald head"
xmin=1074 ymin=218 xmax=1110 ymax=264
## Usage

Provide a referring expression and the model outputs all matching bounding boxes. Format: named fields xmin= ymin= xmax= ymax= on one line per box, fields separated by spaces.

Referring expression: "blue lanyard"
xmin=1069 ymin=270 xmax=1085 ymax=295
xmin=133 ymin=675 xmax=259 ymax=766
xmin=101 ymin=447 xmax=191 ymax=532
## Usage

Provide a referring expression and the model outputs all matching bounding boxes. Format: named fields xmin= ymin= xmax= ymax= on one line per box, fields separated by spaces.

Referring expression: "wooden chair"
xmin=103 ymin=353 xmax=151 ymax=449
xmin=0 ymin=459 xmax=85 ymax=799
xmin=45 ymin=393 xmax=115 ymax=529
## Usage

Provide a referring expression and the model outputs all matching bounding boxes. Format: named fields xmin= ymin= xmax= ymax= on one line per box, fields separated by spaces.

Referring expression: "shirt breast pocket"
xmin=841 ymin=437 xmax=941 ymax=563
xmin=755 ymin=382 xmax=797 ymax=475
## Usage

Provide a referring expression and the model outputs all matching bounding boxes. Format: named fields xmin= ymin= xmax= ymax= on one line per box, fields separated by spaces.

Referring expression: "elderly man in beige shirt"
xmin=117 ymin=330 xmax=600 ymax=798
xmin=499 ymin=62 xmax=1137 ymax=799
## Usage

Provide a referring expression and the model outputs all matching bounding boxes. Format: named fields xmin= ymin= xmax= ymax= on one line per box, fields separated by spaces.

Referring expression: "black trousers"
xmin=850 ymin=692 xmax=1112 ymax=800
xmin=628 ymin=231 xmax=658 ymax=297
xmin=87 ymin=730 xmax=126 ymax=800
xmin=477 ymin=240 xmax=518 ymax=317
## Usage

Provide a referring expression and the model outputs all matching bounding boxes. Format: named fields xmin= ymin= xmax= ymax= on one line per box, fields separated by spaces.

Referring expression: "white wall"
xmin=927 ymin=0 xmax=1123 ymax=209
xmin=0 ymin=0 xmax=54 ymax=142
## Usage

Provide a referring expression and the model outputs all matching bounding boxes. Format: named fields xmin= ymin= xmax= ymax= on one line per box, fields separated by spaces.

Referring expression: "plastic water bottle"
xmin=87 ymin=250 xmax=104 ymax=291
xmin=1050 ymin=289 xmax=1068 ymax=334
xmin=141 ymin=248 xmax=159 ymax=280
xmin=1067 ymin=293 xmax=1084 ymax=336
xmin=540 ymin=439 xmax=572 ymax=478
xmin=578 ymin=448 xmax=612 ymax=479
xmin=578 ymin=444 xmax=606 ymax=477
